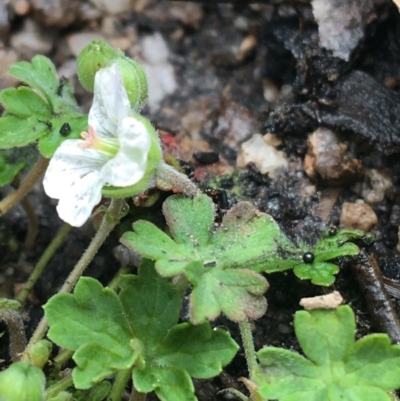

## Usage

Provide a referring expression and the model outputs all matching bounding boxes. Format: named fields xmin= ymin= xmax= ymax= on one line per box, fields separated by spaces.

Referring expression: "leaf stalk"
xmin=16 ymin=223 xmax=72 ymax=305
xmin=107 ymin=368 xmax=132 ymax=401
xmin=239 ymin=321 xmax=258 ymax=380
xmin=0 ymin=155 xmax=49 ymax=215
xmin=156 ymin=161 xmax=201 ymax=197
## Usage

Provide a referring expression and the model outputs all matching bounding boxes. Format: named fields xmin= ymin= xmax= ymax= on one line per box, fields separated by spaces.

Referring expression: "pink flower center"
xmin=78 ymin=126 xmax=119 ymax=155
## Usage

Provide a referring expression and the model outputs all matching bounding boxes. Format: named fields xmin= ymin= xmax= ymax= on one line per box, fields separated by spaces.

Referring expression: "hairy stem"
xmin=108 ymin=368 xmax=132 ymax=401
xmin=23 ymin=198 xmax=125 ymax=356
xmin=156 ymin=161 xmax=201 ymax=197
xmin=0 ymin=156 xmax=49 ymax=215
xmin=16 ymin=223 xmax=72 ymax=306
xmin=238 ymin=321 xmax=257 ymax=380
xmin=45 ymin=374 xmax=73 ymax=399
xmin=54 ymin=349 xmax=74 ymax=367
xmin=0 ymin=308 xmax=26 ymax=362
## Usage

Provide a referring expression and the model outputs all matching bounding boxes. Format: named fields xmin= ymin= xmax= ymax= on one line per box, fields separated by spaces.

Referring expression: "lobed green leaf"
xmin=0 ymin=87 xmax=51 ymax=118
xmin=163 ymin=194 xmax=214 ymax=247
xmin=7 ymin=55 xmax=59 ymax=105
xmin=255 ymin=305 xmax=400 ymax=401
xmin=44 ymin=277 xmax=139 ymax=389
xmin=187 ymin=263 xmax=268 ymax=324
xmin=0 ymin=114 xmax=51 ymax=149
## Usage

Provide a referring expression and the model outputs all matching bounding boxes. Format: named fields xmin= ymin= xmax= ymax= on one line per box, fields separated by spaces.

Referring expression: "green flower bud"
xmin=28 ymin=340 xmax=52 ymax=369
xmin=108 ymin=54 xmax=148 ymax=112
xmin=0 ymin=362 xmax=45 ymax=401
xmin=77 ymin=40 xmax=117 ymax=91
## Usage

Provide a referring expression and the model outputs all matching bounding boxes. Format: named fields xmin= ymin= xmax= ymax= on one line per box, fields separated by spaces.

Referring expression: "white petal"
xmin=43 ymin=139 xmax=109 ymax=200
xmin=56 ymin=172 xmax=105 ymax=227
xmin=89 ymin=64 xmax=132 ymax=139
xmin=100 ymin=116 xmax=151 ymax=187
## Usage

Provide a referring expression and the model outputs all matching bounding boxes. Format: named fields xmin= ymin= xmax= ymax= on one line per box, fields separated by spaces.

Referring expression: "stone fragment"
xmin=361 ymin=169 xmax=392 ymax=203
xmin=237 ymin=34 xmax=257 ymax=61
xmin=304 ymin=127 xmax=363 ymax=183
xmin=89 ymin=0 xmax=133 ymax=14
xmin=209 ymin=101 xmax=257 ymax=155
xmin=263 ymin=78 xmax=279 ymax=103
xmin=300 ymin=291 xmax=343 ymax=310
xmin=30 ymin=0 xmax=80 ymax=28
xmin=312 ymin=188 xmax=340 ymax=223
xmin=0 ymin=49 xmax=18 ymax=90
xmin=168 ymin=3 xmax=204 ymax=28
xmin=311 ymin=0 xmax=375 ymax=61
xmin=10 ymin=19 xmax=53 ymax=59
xmin=237 ymin=134 xmax=288 ymax=178
xmin=11 ymin=0 xmax=31 ymax=16
xmin=140 ymin=33 xmax=177 ymax=113
xmin=67 ymin=32 xmax=105 ymax=57
xmin=340 ymin=201 xmax=378 ymax=232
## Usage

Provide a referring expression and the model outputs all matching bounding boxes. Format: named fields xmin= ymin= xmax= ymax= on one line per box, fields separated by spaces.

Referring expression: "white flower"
xmin=43 ymin=64 xmax=152 ymax=227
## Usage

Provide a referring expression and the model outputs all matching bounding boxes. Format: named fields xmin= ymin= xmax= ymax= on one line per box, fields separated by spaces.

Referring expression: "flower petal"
xmin=100 ymin=116 xmax=151 ymax=187
xmin=43 ymin=139 xmax=109 ymax=200
xmin=89 ymin=64 xmax=132 ymax=139
xmin=56 ymin=171 xmax=104 ymax=227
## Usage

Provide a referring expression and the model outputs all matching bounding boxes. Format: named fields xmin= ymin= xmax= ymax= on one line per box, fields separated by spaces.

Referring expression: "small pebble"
xmin=340 ymin=201 xmax=378 ymax=232
xmin=237 ymin=133 xmax=288 ymax=178
xmin=141 ymin=33 xmax=177 ymax=113
xmin=90 ymin=0 xmax=133 ymax=14
xmin=304 ymin=127 xmax=363 ymax=182
xmin=263 ymin=78 xmax=280 ymax=102
xmin=67 ymin=32 xmax=105 ymax=57
xmin=10 ymin=19 xmax=53 ymax=59
xmin=362 ymin=169 xmax=392 ymax=203
xmin=12 ymin=0 xmax=31 ymax=16
xmin=30 ymin=0 xmax=80 ymax=28
xmin=0 ymin=49 xmax=18 ymax=89
xmin=237 ymin=34 xmax=257 ymax=61
xmin=300 ymin=291 xmax=343 ymax=310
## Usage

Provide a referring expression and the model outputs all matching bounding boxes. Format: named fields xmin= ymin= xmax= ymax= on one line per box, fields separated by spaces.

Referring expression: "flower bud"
xmin=77 ymin=40 xmax=117 ymax=91
xmin=108 ymin=54 xmax=148 ymax=112
xmin=0 ymin=361 xmax=45 ymax=401
xmin=28 ymin=340 xmax=52 ymax=369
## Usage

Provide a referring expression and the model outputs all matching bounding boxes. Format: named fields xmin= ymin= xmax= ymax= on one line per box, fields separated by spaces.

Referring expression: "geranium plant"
xmin=0 ymin=39 xmax=399 ymax=401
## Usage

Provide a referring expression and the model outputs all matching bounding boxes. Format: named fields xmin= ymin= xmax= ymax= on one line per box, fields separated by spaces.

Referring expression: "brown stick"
xmin=351 ymin=250 xmax=400 ymax=344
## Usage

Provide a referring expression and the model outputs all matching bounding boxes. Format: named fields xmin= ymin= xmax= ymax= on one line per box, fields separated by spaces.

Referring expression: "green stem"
xmin=108 ymin=267 xmax=130 ymax=291
xmin=156 ymin=161 xmax=201 ymax=197
xmin=107 ymin=368 xmax=131 ymax=401
xmin=23 ymin=198 xmax=125 ymax=357
xmin=53 ymin=349 xmax=74 ymax=367
xmin=0 ymin=156 xmax=49 ymax=215
xmin=238 ymin=321 xmax=257 ymax=380
xmin=45 ymin=374 xmax=73 ymax=399
xmin=16 ymin=223 xmax=72 ymax=306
